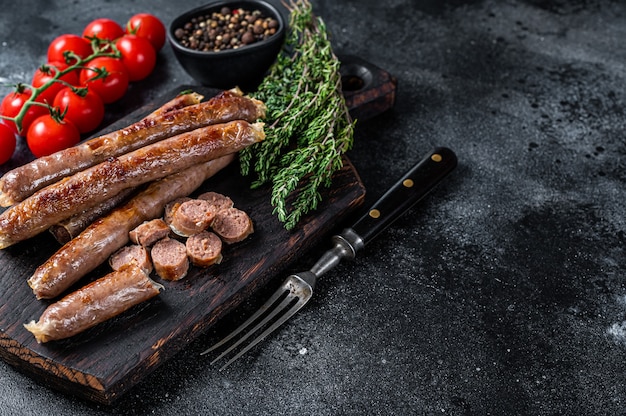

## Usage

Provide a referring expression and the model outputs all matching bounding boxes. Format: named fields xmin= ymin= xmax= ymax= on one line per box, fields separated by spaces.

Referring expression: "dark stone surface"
xmin=1 ymin=0 xmax=625 ymax=414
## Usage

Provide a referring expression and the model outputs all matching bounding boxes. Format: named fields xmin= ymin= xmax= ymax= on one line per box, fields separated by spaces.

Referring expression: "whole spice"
xmin=240 ymin=0 xmax=355 ymax=230
xmin=173 ymin=7 xmax=279 ymax=52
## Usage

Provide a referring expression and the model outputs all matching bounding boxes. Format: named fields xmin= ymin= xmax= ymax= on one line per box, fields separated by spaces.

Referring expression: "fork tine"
xmin=209 ymin=292 xmax=296 ymax=365
xmin=202 ymin=273 xmax=315 ymax=369
xmin=216 ymin=295 xmax=310 ymax=370
xmin=200 ymin=285 xmax=290 ymax=356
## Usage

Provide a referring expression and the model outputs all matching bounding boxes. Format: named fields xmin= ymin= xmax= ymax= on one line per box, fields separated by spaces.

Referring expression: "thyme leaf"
xmin=241 ymin=0 xmax=355 ymax=230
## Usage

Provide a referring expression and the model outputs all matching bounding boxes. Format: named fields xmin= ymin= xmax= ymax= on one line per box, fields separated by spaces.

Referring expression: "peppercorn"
xmin=174 ymin=7 xmax=279 ymax=52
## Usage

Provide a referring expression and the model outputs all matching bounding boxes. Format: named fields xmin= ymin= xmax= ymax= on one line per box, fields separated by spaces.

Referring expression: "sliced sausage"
xmin=0 ymin=120 xmax=265 ymax=249
xmin=109 ymin=244 xmax=153 ymax=274
xmin=0 ymin=89 xmax=265 ymax=206
xmin=24 ymin=263 xmax=163 ymax=343
xmin=151 ymin=238 xmax=189 ymax=281
xmin=197 ymin=191 xmax=234 ymax=211
xmin=129 ymin=218 xmax=171 ymax=247
xmin=28 ymin=155 xmax=234 ymax=300
xmin=163 ymin=197 xmax=192 ymax=228
xmin=169 ymin=199 xmax=216 ymax=237
xmin=211 ymin=207 xmax=254 ymax=244
xmin=186 ymin=231 xmax=223 ymax=267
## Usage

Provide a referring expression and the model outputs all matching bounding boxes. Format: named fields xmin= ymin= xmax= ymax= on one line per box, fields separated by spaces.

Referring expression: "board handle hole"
xmin=340 ymin=63 xmax=373 ymax=92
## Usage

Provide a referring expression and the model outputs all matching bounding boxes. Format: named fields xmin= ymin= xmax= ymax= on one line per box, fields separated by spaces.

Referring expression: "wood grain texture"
xmin=0 ymin=57 xmax=394 ymax=404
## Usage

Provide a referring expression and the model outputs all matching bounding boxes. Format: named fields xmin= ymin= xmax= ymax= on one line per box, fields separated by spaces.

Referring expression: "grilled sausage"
xmin=27 ymin=154 xmax=234 ymax=300
xmin=48 ymin=187 xmax=137 ymax=245
xmin=151 ymin=238 xmax=189 ymax=281
xmin=24 ymin=263 xmax=163 ymax=343
xmin=129 ymin=218 xmax=171 ymax=247
xmin=186 ymin=230 xmax=223 ymax=267
xmin=0 ymin=120 xmax=264 ymax=249
xmin=211 ymin=207 xmax=254 ymax=244
xmin=169 ymin=199 xmax=216 ymax=237
xmin=0 ymin=89 xmax=265 ymax=206
xmin=147 ymin=91 xmax=204 ymax=118
xmin=109 ymin=244 xmax=153 ymax=274
xmin=197 ymin=191 xmax=234 ymax=211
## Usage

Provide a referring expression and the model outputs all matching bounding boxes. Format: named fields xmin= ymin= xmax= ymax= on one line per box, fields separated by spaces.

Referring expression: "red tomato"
xmin=47 ymin=34 xmax=93 ymax=64
xmin=115 ymin=35 xmax=156 ymax=81
xmin=79 ymin=57 xmax=129 ymax=104
xmin=0 ymin=87 xmax=48 ymax=135
xmin=53 ymin=87 xmax=104 ymax=134
xmin=0 ymin=122 xmax=17 ymax=165
xmin=125 ymin=13 xmax=166 ymax=51
xmin=83 ymin=18 xmax=124 ymax=42
xmin=31 ymin=62 xmax=80 ymax=104
xmin=26 ymin=114 xmax=80 ymax=158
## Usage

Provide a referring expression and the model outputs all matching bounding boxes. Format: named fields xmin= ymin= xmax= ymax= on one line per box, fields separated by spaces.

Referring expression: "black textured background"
xmin=1 ymin=0 xmax=625 ymax=414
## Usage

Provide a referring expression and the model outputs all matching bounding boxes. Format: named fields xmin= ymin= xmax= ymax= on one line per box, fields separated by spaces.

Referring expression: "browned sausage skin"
xmin=0 ymin=121 xmax=264 ymax=249
xmin=28 ymin=155 xmax=234 ymax=300
xmin=0 ymin=89 xmax=265 ymax=206
xmin=24 ymin=263 xmax=163 ymax=343
xmin=44 ymin=93 xmax=205 ymax=245
xmin=146 ymin=91 xmax=204 ymax=118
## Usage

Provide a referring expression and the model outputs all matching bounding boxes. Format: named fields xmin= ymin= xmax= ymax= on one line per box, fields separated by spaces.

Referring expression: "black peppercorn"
xmin=175 ymin=7 xmax=279 ymax=52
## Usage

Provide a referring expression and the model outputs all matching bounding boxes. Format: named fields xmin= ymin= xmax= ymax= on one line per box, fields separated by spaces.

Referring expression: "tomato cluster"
xmin=0 ymin=13 xmax=166 ymax=162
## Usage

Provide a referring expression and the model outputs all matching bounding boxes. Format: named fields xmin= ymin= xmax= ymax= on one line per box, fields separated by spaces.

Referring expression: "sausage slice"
xmin=211 ymin=207 xmax=254 ymax=244
xmin=109 ymin=244 xmax=153 ymax=274
xmin=163 ymin=197 xmax=192 ymax=227
xmin=169 ymin=199 xmax=216 ymax=237
xmin=151 ymin=238 xmax=189 ymax=281
xmin=186 ymin=230 xmax=223 ymax=267
xmin=130 ymin=218 xmax=171 ymax=247
xmin=197 ymin=191 xmax=234 ymax=211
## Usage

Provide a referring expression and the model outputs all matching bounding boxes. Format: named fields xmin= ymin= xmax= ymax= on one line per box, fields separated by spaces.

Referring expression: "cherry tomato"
xmin=0 ymin=122 xmax=17 ymax=165
xmin=0 ymin=87 xmax=48 ymax=135
xmin=26 ymin=114 xmax=80 ymax=158
xmin=79 ymin=57 xmax=129 ymax=104
xmin=31 ymin=62 xmax=80 ymax=105
xmin=83 ymin=18 xmax=124 ymax=42
xmin=115 ymin=35 xmax=156 ymax=82
xmin=53 ymin=87 xmax=104 ymax=134
xmin=125 ymin=13 xmax=166 ymax=51
xmin=47 ymin=34 xmax=93 ymax=65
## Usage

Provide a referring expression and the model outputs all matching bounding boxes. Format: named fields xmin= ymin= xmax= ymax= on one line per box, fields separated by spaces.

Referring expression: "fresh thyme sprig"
xmin=240 ymin=0 xmax=355 ymax=230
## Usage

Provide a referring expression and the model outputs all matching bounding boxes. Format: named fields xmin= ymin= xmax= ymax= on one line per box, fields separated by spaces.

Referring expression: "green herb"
xmin=240 ymin=0 xmax=355 ymax=230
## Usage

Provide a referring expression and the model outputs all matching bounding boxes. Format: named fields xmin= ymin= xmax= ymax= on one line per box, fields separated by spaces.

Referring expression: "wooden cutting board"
xmin=0 ymin=57 xmax=396 ymax=404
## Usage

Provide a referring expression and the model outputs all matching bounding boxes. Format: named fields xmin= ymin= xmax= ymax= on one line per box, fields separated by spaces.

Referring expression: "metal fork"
xmin=202 ymin=147 xmax=457 ymax=369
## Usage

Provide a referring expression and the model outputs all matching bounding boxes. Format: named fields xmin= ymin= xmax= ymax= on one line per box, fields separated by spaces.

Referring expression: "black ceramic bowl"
xmin=168 ymin=0 xmax=285 ymax=91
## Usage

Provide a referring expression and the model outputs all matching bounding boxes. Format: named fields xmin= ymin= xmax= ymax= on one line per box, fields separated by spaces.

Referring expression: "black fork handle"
xmin=312 ymin=147 xmax=457 ymax=278
xmin=345 ymin=147 xmax=457 ymax=248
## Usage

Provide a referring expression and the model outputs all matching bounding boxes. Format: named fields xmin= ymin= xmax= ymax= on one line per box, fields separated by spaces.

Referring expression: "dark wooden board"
xmin=0 ymin=57 xmax=395 ymax=404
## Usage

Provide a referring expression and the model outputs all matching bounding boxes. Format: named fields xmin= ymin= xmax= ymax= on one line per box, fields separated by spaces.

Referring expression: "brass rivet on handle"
xmin=369 ymin=209 xmax=381 ymax=219
xmin=403 ymin=179 xmax=414 ymax=188
xmin=431 ymin=153 xmax=442 ymax=162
